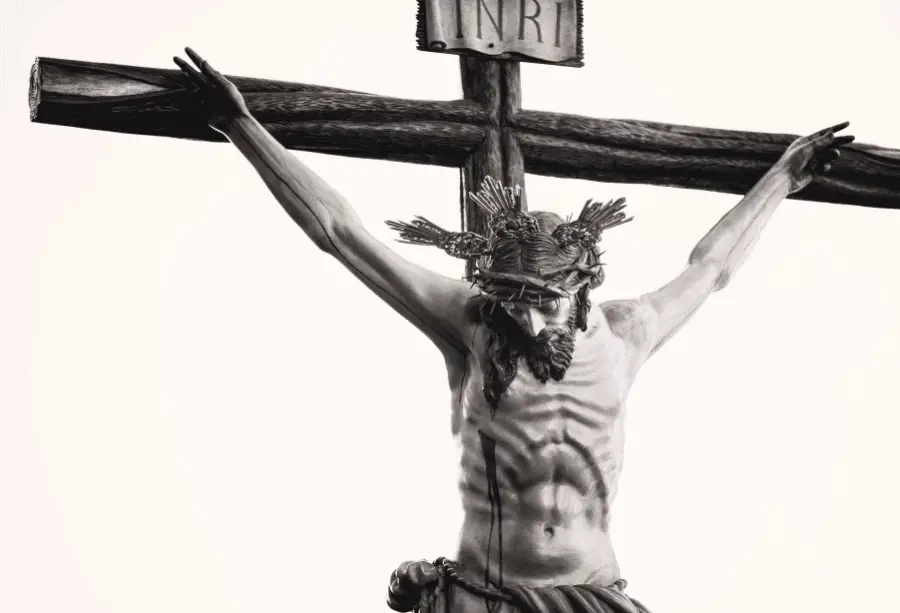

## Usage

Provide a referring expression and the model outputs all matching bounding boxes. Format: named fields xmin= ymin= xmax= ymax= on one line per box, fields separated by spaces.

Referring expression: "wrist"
xmin=768 ymin=157 xmax=790 ymax=176
xmin=767 ymin=160 xmax=794 ymax=184
xmin=220 ymin=111 xmax=254 ymax=137
xmin=766 ymin=162 xmax=796 ymax=196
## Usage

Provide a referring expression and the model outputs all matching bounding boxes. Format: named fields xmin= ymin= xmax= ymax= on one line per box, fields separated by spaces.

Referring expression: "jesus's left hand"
xmin=776 ymin=122 xmax=855 ymax=193
xmin=174 ymin=47 xmax=250 ymax=133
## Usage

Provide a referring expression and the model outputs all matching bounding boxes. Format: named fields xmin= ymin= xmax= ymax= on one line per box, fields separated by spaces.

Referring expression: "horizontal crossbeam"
xmin=30 ymin=57 xmax=900 ymax=210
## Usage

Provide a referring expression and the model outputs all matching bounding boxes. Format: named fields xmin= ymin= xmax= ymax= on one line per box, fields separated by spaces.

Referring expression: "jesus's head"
xmin=469 ymin=211 xmax=602 ymax=408
xmin=386 ymin=178 xmax=631 ymax=410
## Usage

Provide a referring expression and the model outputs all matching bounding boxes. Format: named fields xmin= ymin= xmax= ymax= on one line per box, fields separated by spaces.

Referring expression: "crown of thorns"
xmin=385 ymin=177 xmax=632 ymax=303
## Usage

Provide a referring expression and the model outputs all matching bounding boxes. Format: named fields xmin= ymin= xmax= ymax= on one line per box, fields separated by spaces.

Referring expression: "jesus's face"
xmin=474 ymin=291 xmax=586 ymax=404
xmin=497 ymin=294 xmax=580 ymax=385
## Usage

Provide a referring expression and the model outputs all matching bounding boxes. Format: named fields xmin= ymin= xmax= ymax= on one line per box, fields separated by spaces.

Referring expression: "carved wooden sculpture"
xmin=28 ymin=3 xmax=900 ymax=613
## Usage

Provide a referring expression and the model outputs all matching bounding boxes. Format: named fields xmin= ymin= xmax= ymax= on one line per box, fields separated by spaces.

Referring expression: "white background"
xmin=2 ymin=1 xmax=899 ymax=612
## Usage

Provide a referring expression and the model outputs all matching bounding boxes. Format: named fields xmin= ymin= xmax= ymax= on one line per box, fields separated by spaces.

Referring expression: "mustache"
xmin=528 ymin=324 xmax=573 ymax=344
xmin=531 ymin=329 xmax=560 ymax=344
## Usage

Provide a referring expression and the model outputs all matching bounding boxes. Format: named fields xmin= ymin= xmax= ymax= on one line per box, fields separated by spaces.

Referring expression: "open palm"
xmin=174 ymin=48 xmax=249 ymax=133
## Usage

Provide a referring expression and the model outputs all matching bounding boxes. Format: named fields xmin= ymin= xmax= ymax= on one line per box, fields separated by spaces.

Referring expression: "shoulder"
xmin=596 ymin=298 xmax=657 ymax=352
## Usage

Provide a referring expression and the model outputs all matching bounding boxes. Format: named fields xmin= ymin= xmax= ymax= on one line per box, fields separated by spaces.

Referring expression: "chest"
xmin=458 ymin=326 xmax=636 ymax=432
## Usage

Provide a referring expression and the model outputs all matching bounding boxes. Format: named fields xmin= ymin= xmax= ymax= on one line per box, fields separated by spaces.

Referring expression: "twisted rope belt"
xmin=388 ymin=558 xmax=650 ymax=613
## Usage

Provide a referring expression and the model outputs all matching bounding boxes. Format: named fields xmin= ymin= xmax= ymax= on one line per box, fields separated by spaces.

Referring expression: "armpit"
xmin=600 ymin=299 xmax=657 ymax=354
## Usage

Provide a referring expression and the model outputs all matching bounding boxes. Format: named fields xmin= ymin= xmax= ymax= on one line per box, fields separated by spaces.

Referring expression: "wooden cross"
xmin=29 ymin=1 xmax=900 ymax=279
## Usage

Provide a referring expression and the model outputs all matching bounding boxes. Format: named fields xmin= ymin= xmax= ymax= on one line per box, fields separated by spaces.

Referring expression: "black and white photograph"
xmin=1 ymin=2 xmax=898 ymax=613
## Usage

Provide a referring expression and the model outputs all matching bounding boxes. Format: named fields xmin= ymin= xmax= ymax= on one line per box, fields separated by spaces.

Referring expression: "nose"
xmin=522 ymin=308 xmax=545 ymax=337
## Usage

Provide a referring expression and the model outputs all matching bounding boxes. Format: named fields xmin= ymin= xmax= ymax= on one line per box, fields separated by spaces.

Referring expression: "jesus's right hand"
xmin=387 ymin=559 xmax=439 ymax=612
xmin=173 ymin=47 xmax=250 ymax=133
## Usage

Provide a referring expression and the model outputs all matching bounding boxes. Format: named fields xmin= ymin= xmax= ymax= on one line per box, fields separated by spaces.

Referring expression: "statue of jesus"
xmin=174 ymin=49 xmax=854 ymax=613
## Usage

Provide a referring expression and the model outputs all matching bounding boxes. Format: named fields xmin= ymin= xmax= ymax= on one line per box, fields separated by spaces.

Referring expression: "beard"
xmin=519 ymin=319 xmax=577 ymax=384
xmin=471 ymin=298 xmax=584 ymax=411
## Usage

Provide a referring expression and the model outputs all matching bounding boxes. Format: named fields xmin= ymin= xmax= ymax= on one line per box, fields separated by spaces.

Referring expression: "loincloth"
xmin=390 ymin=558 xmax=651 ymax=613
xmin=497 ymin=581 xmax=650 ymax=613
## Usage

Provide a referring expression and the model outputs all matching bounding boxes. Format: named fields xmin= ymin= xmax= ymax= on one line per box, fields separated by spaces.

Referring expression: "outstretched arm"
xmin=174 ymin=49 xmax=475 ymax=360
xmin=636 ymin=123 xmax=854 ymax=356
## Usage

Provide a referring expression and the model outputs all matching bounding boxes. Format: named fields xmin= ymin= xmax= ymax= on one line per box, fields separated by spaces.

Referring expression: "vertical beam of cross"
xmin=458 ymin=56 xmax=525 ymax=277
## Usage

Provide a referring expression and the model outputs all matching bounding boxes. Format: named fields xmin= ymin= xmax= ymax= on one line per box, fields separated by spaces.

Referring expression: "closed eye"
xmin=539 ymin=300 xmax=560 ymax=314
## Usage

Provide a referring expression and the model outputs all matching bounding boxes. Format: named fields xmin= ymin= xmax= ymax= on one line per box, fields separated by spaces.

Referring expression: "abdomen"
xmin=455 ymin=362 xmax=626 ymax=586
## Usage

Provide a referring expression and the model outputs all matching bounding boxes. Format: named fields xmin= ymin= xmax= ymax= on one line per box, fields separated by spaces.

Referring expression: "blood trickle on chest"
xmin=458 ymin=331 xmax=630 ymax=530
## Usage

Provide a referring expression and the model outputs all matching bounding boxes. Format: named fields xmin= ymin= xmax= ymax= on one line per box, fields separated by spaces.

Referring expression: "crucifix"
xmin=28 ymin=2 xmax=900 ymax=613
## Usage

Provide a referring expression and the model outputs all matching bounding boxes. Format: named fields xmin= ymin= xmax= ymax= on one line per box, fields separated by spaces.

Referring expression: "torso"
xmin=448 ymin=301 xmax=648 ymax=604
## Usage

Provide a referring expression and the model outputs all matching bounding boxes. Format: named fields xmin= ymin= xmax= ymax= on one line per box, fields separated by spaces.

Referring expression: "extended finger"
xmin=185 ymin=47 xmax=228 ymax=85
xmin=184 ymin=47 xmax=209 ymax=73
xmin=832 ymin=134 xmax=855 ymax=149
xmin=824 ymin=121 xmax=850 ymax=134
xmin=173 ymin=56 xmax=208 ymax=89
xmin=812 ymin=121 xmax=850 ymax=140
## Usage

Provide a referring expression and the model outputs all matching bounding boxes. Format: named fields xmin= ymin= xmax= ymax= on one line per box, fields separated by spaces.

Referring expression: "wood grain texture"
xmin=464 ymin=129 xmax=506 ymax=218
xmin=270 ymin=121 xmax=485 ymax=166
xmin=30 ymin=56 xmax=486 ymax=166
xmin=500 ymin=60 xmax=522 ymax=125
xmin=31 ymin=57 xmax=361 ymax=109
xmin=457 ymin=55 xmax=526 ymax=207
xmin=458 ymin=56 xmax=528 ymax=278
xmin=458 ymin=56 xmax=522 ymax=124
xmin=32 ymin=57 xmax=486 ymax=124
xmin=462 ymin=127 xmax=503 ymax=279
xmin=514 ymin=116 xmax=900 ymax=208
xmin=501 ymin=128 xmax=526 ymax=204
xmin=29 ymin=56 xmax=900 ymax=210
xmin=460 ymin=55 xmax=503 ymax=124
